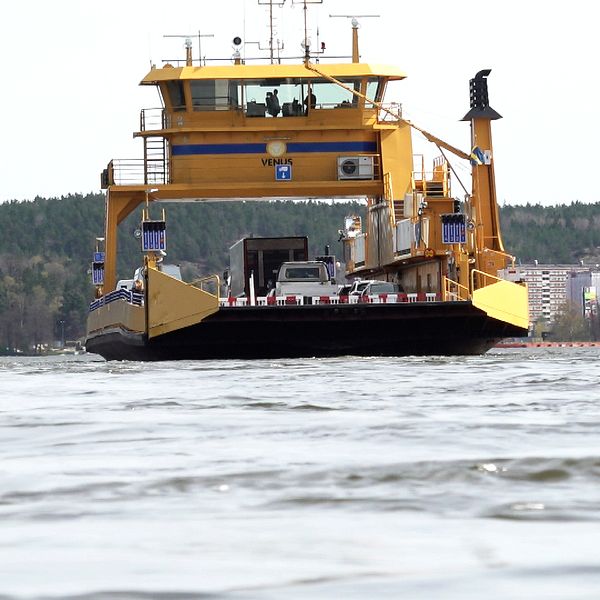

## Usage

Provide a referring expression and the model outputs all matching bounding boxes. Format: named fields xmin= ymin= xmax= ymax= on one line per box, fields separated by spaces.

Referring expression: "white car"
xmin=336 ymin=280 xmax=403 ymax=299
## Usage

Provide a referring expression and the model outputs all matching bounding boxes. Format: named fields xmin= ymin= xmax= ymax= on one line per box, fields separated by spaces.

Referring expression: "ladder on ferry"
xmin=144 ymin=136 xmax=169 ymax=185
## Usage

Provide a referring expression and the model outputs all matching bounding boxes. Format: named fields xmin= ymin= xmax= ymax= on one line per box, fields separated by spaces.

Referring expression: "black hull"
xmin=86 ymin=302 xmax=526 ymax=361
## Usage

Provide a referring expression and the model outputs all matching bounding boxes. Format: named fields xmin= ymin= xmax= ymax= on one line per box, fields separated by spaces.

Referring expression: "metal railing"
xmin=377 ymin=102 xmax=402 ymax=122
xmin=411 ymin=153 xmax=449 ymax=197
xmin=190 ymin=273 xmax=220 ymax=296
xmin=159 ymin=55 xmax=354 ymax=67
xmin=219 ymin=292 xmax=441 ymax=308
xmin=443 ymin=276 xmax=470 ymax=302
xmin=89 ymin=289 xmax=144 ymax=312
xmin=138 ymin=101 xmax=403 ymax=131
xmin=109 ymin=159 xmax=167 ymax=185
xmin=140 ymin=108 xmax=166 ymax=132
xmin=471 ymin=269 xmax=504 ymax=292
xmin=481 ymin=247 xmax=516 ymax=268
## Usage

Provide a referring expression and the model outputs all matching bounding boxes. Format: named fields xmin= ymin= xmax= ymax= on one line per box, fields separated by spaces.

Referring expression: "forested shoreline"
xmin=1 ymin=193 xmax=599 ymax=353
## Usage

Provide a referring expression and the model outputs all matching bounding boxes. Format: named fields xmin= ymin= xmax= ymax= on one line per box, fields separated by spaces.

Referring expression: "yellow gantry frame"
xmin=102 ymin=59 xmax=508 ymax=298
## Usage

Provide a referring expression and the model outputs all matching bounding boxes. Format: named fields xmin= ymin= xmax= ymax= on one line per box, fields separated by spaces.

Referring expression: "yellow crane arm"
xmin=304 ymin=62 xmax=471 ymax=161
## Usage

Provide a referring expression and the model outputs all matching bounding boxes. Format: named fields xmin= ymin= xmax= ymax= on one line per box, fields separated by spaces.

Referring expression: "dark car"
xmin=358 ymin=281 xmax=404 ymax=298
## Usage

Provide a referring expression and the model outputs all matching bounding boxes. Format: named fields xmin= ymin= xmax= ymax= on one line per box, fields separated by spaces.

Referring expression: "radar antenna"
xmin=329 ymin=14 xmax=379 ymax=62
xmin=163 ymin=31 xmax=215 ymax=66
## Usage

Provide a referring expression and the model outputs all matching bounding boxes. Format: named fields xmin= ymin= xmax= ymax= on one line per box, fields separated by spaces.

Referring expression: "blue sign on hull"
xmin=275 ymin=165 xmax=292 ymax=181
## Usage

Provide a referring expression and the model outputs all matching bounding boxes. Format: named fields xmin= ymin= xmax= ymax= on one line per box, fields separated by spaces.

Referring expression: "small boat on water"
xmin=85 ymin=1 xmax=528 ymax=361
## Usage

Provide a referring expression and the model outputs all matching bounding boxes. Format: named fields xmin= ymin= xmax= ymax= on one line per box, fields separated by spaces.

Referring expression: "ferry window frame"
xmin=164 ymin=81 xmax=186 ymax=112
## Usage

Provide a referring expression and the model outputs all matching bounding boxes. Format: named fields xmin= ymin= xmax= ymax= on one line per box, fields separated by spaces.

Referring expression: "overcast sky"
xmin=0 ymin=0 xmax=596 ymax=205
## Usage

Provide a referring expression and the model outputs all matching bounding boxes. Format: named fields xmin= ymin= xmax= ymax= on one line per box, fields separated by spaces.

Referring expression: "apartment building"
xmin=500 ymin=263 xmax=596 ymax=328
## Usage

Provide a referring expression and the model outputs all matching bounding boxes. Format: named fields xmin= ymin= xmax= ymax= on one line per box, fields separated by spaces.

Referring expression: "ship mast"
xmin=163 ymin=31 xmax=214 ymax=65
xmin=269 ymin=0 xmax=275 ymax=62
xmin=287 ymin=0 xmax=322 ymax=63
xmin=329 ymin=14 xmax=380 ymax=62
xmin=259 ymin=0 xmax=285 ymax=64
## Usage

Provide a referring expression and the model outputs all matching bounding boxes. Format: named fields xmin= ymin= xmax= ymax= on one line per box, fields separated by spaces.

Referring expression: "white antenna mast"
xmin=329 ymin=14 xmax=379 ymax=62
xmin=163 ymin=31 xmax=215 ymax=65
xmin=292 ymin=0 xmax=323 ymax=63
xmin=258 ymin=0 xmax=286 ymax=64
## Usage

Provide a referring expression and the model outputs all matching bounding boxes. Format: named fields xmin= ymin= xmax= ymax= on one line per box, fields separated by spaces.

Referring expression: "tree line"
xmin=1 ymin=194 xmax=599 ymax=353
xmin=0 ymin=193 xmax=362 ymax=353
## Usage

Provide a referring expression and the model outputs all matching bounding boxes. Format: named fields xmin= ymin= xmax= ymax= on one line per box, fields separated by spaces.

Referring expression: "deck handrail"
xmin=470 ymin=268 xmax=504 ymax=292
xmin=481 ymin=247 xmax=516 ymax=268
xmin=442 ymin=275 xmax=470 ymax=301
xmin=190 ymin=274 xmax=220 ymax=296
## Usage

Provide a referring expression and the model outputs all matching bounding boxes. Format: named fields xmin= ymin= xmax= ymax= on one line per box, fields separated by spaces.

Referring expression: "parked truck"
xmin=228 ymin=236 xmax=309 ymax=298
xmin=273 ymin=261 xmax=339 ymax=298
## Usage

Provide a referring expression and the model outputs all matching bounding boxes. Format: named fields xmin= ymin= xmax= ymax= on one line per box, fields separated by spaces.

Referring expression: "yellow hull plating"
xmin=147 ymin=267 xmax=219 ymax=338
xmin=87 ymin=299 xmax=145 ymax=336
xmin=473 ymin=279 xmax=529 ymax=330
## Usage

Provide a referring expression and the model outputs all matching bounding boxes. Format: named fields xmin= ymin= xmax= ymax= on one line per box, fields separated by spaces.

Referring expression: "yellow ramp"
xmin=147 ymin=267 xmax=219 ymax=339
xmin=472 ymin=280 xmax=529 ymax=330
xmin=87 ymin=300 xmax=145 ymax=336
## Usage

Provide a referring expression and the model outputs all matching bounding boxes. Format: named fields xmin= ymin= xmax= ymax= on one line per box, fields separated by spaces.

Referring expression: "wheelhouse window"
xmin=166 ymin=81 xmax=185 ymax=112
xmin=311 ymin=78 xmax=362 ymax=109
xmin=243 ymin=79 xmax=307 ymax=117
xmin=190 ymin=79 xmax=239 ymax=111
xmin=365 ymin=77 xmax=386 ymax=108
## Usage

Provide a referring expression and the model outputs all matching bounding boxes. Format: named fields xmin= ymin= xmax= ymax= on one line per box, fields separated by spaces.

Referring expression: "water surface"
xmin=1 ymin=349 xmax=599 ymax=599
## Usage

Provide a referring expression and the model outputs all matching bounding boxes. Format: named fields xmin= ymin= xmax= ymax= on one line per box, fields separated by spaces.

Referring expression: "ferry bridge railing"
xmin=140 ymin=108 xmax=167 ymax=131
xmin=108 ymin=159 xmax=169 ymax=185
xmin=138 ymin=102 xmax=403 ymax=132
xmin=377 ymin=102 xmax=402 ymax=123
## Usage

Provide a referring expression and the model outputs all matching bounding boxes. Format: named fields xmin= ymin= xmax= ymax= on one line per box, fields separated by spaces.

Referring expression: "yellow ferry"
xmin=85 ymin=1 xmax=528 ymax=360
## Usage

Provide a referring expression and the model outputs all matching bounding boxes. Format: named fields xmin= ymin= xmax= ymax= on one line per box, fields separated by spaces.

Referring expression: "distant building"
xmin=500 ymin=263 xmax=599 ymax=329
xmin=571 ymin=271 xmax=600 ymax=318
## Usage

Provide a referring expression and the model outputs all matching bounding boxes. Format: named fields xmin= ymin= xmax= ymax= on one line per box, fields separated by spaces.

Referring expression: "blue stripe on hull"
xmin=172 ymin=141 xmax=377 ymax=156
xmin=287 ymin=141 xmax=377 ymax=153
xmin=172 ymin=143 xmax=266 ymax=155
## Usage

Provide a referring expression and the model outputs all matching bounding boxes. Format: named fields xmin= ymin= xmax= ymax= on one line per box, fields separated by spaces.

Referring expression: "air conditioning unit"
xmin=337 ymin=156 xmax=374 ymax=180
